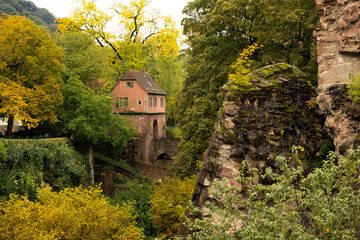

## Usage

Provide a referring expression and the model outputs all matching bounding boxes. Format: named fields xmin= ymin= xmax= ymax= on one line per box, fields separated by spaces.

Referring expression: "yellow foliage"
xmin=113 ymin=0 xmax=180 ymax=68
xmin=114 ymin=0 xmax=151 ymax=41
xmin=59 ymin=0 xmax=181 ymax=74
xmin=0 ymin=185 xmax=144 ymax=240
xmin=58 ymin=0 xmax=114 ymax=41
xmin=228 ymin=43 xmax=262 ymax=91
xmin=146 ymin=15 xmax=180 ymax=60
xmin=149 ymin=177 xmax=196 ymax=238
xmin=0 ymin=16 xmax=63 ymax=128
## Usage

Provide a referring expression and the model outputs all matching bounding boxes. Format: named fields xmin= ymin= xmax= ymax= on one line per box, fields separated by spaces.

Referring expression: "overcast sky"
xmin=31 ymin=0 xmax=190 ymax=31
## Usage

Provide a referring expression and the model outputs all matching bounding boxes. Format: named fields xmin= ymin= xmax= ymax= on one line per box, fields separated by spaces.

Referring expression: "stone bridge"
xmin=131 ymin=137 xmax=181 ymax=166
xmin=150 ymin=138 xmax=181 ymax=164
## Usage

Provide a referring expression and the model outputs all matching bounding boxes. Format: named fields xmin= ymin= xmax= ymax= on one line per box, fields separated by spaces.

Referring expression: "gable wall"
xmin=111 ymin=80 xmax=148 ymax=113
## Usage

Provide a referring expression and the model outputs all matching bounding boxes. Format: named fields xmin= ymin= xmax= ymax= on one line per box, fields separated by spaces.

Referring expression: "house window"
xmin=116 ymin=97 xmax=128 ymax=108
xmin=126 ymin=82 xmax=134 ymax=88
xmin=149 ymin=97 xmax=152 ymax=107
xmin=153 ymin=97 xmax=157 ymax=107
xmin=138 ymin=100 xmax=142 ymax=106
xmin=160 ymin=98 xmax=164 ymax=107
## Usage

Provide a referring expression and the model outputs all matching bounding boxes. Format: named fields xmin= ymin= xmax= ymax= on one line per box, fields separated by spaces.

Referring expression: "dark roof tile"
xmin=121 ymin=70 xmax=167 ymax=95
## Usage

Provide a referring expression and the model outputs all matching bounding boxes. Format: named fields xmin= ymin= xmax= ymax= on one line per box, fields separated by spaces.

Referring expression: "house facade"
xmin=111 ymin=69 xmax=167 ymax=164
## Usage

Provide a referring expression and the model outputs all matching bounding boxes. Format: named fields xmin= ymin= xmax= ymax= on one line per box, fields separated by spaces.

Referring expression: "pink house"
xmin=111 ymin=69 xmax=167 ymax=163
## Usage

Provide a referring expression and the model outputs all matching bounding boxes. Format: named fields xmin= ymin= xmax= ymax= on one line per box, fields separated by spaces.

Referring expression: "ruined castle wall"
xmin=315 ymin=0 xmax=360 ymax=154
xmin=190 ymin=64 xmax=325 ymax=209
xmin=316 ymin=0 xmax=360 ymax=85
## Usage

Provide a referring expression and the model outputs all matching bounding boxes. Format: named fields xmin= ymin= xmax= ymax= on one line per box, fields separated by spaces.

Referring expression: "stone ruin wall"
xmin=315 ymin=0 xmax=360 ymax=154
xmin=186 ymin=63 xmax=325 ymax=216
xmin=316 ymin=0 xmax=360 ymax=85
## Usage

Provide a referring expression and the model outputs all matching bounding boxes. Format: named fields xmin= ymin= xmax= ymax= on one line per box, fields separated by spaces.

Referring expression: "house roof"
xmin=120 ymin=70 xmax=167 ymax=95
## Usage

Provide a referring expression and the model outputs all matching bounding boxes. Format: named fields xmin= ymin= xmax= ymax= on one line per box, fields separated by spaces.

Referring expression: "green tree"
xmin=252 ymin=0 xmax=318 ymax=78
xmin=0 ymin=15 xmax=63 ymax=137
xmin=0 ymin=0 xmax=57 ymax=30
xmin=0 ymin=139 xmax=87 ymax=200
xmin=53 ymin=31 xmax=118 ymax=87
xmin=111 ymin=180 xmax=156 ymax=238
xmin=63 ymin=76 xmax=133 ymax=185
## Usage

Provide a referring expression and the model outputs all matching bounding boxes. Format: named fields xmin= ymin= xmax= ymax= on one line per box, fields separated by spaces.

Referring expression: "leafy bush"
xmin=0 ymin=139 xmax=87 ymax=199
xmin=0 ymin=185 xmax=144 ymax=239
xmin=111 ymin=180 xmax=156 ymax=239
xmin=187 ymin=147 xmax=360 ymax=239
xmin=149 ymin=177 xmax=196 ymax=238
xmin=165 ymin=125 xmax=182 ymax=138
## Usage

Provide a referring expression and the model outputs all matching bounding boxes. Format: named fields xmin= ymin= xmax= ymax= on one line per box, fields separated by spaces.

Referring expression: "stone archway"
xmin=153 ymin=119 xmax=158 ymax=139
xmin=156 ymin=153 xmax=172 ymax=160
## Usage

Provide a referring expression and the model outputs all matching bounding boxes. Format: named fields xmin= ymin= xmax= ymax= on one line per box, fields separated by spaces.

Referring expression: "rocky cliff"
xmin=190 ymin=63 xmax=325 ymax=209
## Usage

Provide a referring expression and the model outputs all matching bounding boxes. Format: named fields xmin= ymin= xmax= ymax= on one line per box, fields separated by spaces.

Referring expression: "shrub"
xmin=149 ymin=177 xmax=196 ymax=238
xmin=111 ymin=180 xmax=156 ymax=239
xmin=187 ymin=147 xmax=360 ymax=239
xmin=0 ymin=139 xmax=87 ymax=199
xmin=0 ymin=185 xmax=144 ymax=240
xmin=165 ymin=126 xmax=182 ymax=138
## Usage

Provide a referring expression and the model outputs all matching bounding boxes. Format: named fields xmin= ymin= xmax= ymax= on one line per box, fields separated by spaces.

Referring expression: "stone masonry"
xmin=316 ymin=0 xmax=360 ymax=85
xmin=315 ymin=0 xmax=360 ymax=154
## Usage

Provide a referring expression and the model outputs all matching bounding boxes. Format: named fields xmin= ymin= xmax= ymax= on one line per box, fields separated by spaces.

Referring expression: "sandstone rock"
xmin=190 ymin=63 xmax=325 ymax=210
xmin=315 ymin=0 xmax=360 ymax=86
xmin=317 ymin=84 xmax=360 ymax=155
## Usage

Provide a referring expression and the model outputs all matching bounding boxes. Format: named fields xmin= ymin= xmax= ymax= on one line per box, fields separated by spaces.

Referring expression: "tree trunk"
xmin=5 ymin=116 xmax=14 ymax=138
xmin=89 ymin=144 xmax=95 ymax=185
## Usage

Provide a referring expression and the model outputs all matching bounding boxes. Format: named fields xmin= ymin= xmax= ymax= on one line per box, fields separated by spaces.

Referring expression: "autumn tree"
xmin=58 ymin=0 xmax=121 ymax=62
xmin=0 ymin=185 xmax=144 ymax=239
xmin=149 ymin=177 xmax=195 ymax=238
xmin=0 ymin=15 xmax=63 ymax=137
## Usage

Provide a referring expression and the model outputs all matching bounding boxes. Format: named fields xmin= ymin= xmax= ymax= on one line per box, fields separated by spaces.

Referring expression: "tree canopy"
xmin=53 ymin=31 xmax=117 ymax=87
xmin=0 ymin=15 xmax=63 ymax=137
xmin=0 ymin=0 xmax=56 ymax=31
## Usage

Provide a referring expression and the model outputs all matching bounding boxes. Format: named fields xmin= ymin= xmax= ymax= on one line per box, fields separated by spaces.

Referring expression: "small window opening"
xmin=160 ymin=98 xmax=164 ymax=107
xmin=126 ymin=82 xmax=134 ymax=88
